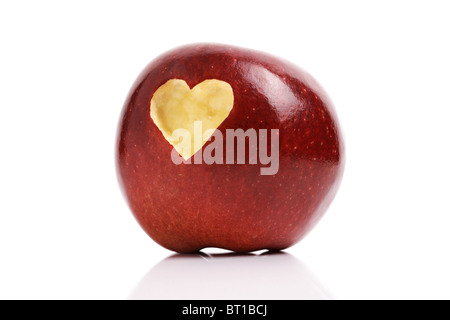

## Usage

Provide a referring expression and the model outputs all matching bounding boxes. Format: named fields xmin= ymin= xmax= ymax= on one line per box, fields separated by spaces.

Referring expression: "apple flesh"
xmin=116 ymin=43 xmax=345 ymax=253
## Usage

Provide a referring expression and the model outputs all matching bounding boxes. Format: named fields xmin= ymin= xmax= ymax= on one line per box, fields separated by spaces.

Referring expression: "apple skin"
xmin=117 ymin=43 xmax=345 ymax=253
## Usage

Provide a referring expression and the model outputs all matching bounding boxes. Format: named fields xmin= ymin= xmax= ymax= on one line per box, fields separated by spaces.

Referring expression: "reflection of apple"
xmin=117 ymin=43 xmax=344 ymax=253
xmin=129 ymin=252 xmax=333 ymax=300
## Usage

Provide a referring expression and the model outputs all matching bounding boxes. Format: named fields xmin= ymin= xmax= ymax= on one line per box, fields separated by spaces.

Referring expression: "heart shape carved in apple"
xmin=150 ymin=79 xmax=234 ymax=160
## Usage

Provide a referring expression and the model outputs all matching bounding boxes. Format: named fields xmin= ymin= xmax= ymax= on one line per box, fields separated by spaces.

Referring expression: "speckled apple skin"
xmin=117 ymin=44 xmax=345 ymax=253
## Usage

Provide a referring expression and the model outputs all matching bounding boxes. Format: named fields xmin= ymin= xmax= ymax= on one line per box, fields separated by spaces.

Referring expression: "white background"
xmin=1 ymin=1 xmax=449 ymax=300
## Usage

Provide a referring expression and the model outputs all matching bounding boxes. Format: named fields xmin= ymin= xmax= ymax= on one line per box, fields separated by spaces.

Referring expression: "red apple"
xmin=116 ymin=43 xmax=344 ymax=253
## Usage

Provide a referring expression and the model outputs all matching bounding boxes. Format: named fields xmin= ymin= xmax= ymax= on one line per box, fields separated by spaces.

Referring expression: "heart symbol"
xmin=150 ymin=79 xmax=234 ymax=160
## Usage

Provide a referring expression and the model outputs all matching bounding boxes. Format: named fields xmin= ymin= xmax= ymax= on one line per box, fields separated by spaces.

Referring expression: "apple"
xmin=116 ymin=43 xmax=345 ymax=253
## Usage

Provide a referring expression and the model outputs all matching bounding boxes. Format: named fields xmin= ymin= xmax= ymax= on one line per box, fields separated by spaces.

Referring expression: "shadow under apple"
xmin=128 ymin=251 xmax=333 ymax=300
